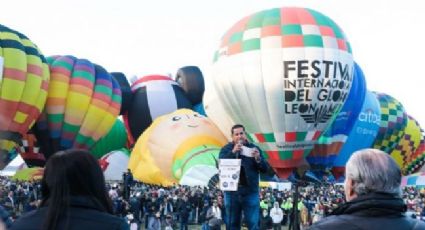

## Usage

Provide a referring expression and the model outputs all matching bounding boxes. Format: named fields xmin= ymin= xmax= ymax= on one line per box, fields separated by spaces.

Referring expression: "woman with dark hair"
xmin=10 ymin=149 xmax=129 ymax=230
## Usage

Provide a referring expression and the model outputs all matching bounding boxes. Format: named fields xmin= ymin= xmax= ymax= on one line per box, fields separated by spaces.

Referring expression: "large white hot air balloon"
xmin=207 ymin=7 xmax=354 ymax=178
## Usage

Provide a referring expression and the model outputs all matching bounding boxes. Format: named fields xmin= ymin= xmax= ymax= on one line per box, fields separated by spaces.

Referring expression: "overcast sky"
xmin=1 ymin=0 xmax=424 ymax=127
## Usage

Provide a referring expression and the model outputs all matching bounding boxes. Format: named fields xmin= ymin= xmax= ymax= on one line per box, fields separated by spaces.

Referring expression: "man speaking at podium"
xmin=219 ymin=124 xmax=269 ymax=230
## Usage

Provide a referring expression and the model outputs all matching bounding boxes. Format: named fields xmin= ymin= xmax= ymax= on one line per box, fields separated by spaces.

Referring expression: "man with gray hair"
xmin=308 ymin=148 xmax=425 ymax=230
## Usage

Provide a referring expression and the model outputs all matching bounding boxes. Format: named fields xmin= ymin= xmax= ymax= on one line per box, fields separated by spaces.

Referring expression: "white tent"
xmin=0 ymin=155 xmax=28 ymax=177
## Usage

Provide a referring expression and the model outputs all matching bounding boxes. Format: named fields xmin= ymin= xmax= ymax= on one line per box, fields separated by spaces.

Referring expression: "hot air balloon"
xmin=99 ymin=148 xmax=130 ymax=181
xmin=208 ymin=7 xmax=354 ymax=178
xmin=331 ymin=90 xmax=381 ymax=178
xmin=90 ymin=118 xmax=128 ymax=159
xmin=33 ymin=55 xmax=121 ymax=159
xmin=406 ymin=139 xmax=425 ymax=175
xmin=128 ymin=109 xmax=228 ymax=187
xmin=307 ymin=62 xmax=366 ymax=171
xmin=390 ymin=115 xmax=423 ymax=174
xmin=0 ymin=24 xmax=50 ymax=169
xmin=16 ymin=131 xmax=45 ymax=167
xmin=372 ymin=92 xmax=408 ymax=153
xmin=124 ymin=75 xmax=193 ymax=144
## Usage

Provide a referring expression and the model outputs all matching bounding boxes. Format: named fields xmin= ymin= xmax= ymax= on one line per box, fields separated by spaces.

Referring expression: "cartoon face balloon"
xmin=128 ymin=109 xmax=228 ymax=186
xmin=209 ymin=7 xmax=354 ymax=178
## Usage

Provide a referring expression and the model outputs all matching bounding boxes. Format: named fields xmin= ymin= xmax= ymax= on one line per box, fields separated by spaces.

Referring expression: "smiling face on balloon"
xmin=147 ymin=109 xmax=227 ymax=180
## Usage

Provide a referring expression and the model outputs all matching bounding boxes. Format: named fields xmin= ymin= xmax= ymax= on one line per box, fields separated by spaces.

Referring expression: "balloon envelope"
xmin=124 ymin=75 xmax=192 ymax=144
xmin=128 ymin=109 xmax=227 ymax=187
xmin=33 ymin=55 xmax=121 ymax=159
xmin=99 ymin=148 xmax=130 ymax=181
xmin=332 ymin=90 xmax=381 ymax=178
xmin=390 ymin=115 xmax=423 ymax=174
xmin=307 ymin=62 xmax=366 ymax=169
xmin=209 ymin=7 xmax=354 ymax=178
xmin=90 ymin=118 xmax=128 ymax=159
xmin=0 ymin=24 xmax=50 ymax=169
xmin=372 ymin=92 xmax=407 ymax=153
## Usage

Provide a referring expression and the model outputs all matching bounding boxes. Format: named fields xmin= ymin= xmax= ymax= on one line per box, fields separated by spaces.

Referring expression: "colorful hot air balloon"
xmin=90 ymin=118 xmax=128 ymax=159
xmin=331 ymin=90 xmax=381 ymax=178
xmin=209 ymin=7 xmax=354 ymax=178
xmin=0 ymin=24 xmax=50 ymax=169
xmin=307 ymin=62 xmax=366 ymax=170
xmin=16 ymin=131 xmax=46 ymax=167
xmin=124 ymin=75 xmax=192 ymax=144
xmin=33 ymin=55 xmax=121 ymax=159
xmin=372 ymin=92 xmax=408 ymax=153
xmin=390 ymin=115 xmax=423 ymax=174
xmin=128 ymin=109 xmax=228 ymax=187
xmin=406 ymin=139 xmax=425 ymax=174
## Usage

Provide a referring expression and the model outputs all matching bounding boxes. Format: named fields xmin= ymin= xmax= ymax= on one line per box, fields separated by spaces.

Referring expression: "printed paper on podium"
xmin=219 ymin=159 xmax=241 ymax=191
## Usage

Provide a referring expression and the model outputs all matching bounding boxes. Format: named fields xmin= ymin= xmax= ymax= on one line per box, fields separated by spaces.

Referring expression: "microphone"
xmin=236 ymin=139 xmax=244 ymax=159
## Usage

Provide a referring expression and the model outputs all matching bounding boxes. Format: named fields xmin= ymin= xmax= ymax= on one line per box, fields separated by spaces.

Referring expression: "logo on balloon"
xmin=283 ymin=59 xmax=352 ymax=127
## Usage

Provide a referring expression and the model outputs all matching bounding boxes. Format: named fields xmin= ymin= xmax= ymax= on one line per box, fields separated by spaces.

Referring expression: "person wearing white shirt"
xmin=207 ymin=200 xmax=223 ymax=230
xmin=269 ymin=202 xmax=283 ymax=230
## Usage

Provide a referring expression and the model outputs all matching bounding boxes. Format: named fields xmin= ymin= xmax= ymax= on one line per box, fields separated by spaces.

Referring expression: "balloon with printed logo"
xmin=128 ymin=109 xmax=228 ymax=187
xmin=331 ymin=91 xmax=381 ymax=178
xmin=209 ymin=7 xmax=354 ymax=178
xmin=0 ymin=24 xmax=50 ymax=169
xmin=33 ymin=55 xmax=121 ymax=159
xmin=372 ymin=92 xmax=408 ymax=153
xmin=390 ymin=115 xmax=423 ymax=174
xmin=124 ymin=75 xmax=192 ymax=144
xmin=90 ymin=118 xmax=128 ymax=159
xmin=307 ymin=62 xmax=366 ymax=170
xmin=99 ymin=148 xmax=130 ymax=181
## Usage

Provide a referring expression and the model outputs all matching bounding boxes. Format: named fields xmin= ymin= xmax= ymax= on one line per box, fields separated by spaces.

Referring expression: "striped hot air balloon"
xmin=90 ymin=118 xmax=128 ymax=159
xmin=0 ymin=24 xmax=50 ymax=169
xmin=208 ymin=7 xmax=354 ymax=178
xmin=33 ymin=55 xmax=121 ymax=159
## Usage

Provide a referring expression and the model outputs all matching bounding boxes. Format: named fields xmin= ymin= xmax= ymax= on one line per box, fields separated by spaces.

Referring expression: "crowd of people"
xmin=2 ymin=175 xmax=425 ymax=229
xmin=0 ymin=126 xmax=425 ymax=230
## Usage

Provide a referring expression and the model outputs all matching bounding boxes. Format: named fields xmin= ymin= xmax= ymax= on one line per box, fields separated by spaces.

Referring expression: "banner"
xmin=219 ymin=159 xmax=241 ymax=191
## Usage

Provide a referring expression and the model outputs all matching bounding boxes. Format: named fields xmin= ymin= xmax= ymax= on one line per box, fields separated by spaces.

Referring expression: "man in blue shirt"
xmin=219 ymin=124 xmax=269 ymax=230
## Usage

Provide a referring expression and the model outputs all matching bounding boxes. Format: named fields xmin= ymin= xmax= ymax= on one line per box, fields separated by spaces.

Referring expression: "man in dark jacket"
xmin=308 ymin=148 xmax=425 ymax=230
xmin=219 ymin=124 xmax=269 ymax=230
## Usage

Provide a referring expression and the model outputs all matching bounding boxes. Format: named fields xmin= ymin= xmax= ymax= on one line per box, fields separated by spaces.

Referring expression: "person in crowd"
xmin=0 ymin=204 xmax=12 ymax=229
xmin=160 ymin=198 xmax=174 ymax=223
xmin=10 ymin=149 xmax=129 ymax=230
xmin=206 ymin=199 xmax=223 ymax=230
xmin=219 ymin=124 xmax=269 ymax=230
xmin=269 ymin=201 xmax=283 ymax=230
xmin=2 ymin=190 xmax=16 ymax=217
xmin=178 ymin=195 xmax=191 ymax=230
xmin=147 ymin=211 xmax=161 ymax=230
xmin=199 ymin=200 xmax=211 ymax=230
xmin=123 ymin=169 xmax=134 ymax=201
xmin=164 ymin=214 xmax=175 ymax=230
xmin=308 ymin=148 xmax=425 ymax=230
xmin=259 ymin=208 xmax=273 ymax=230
